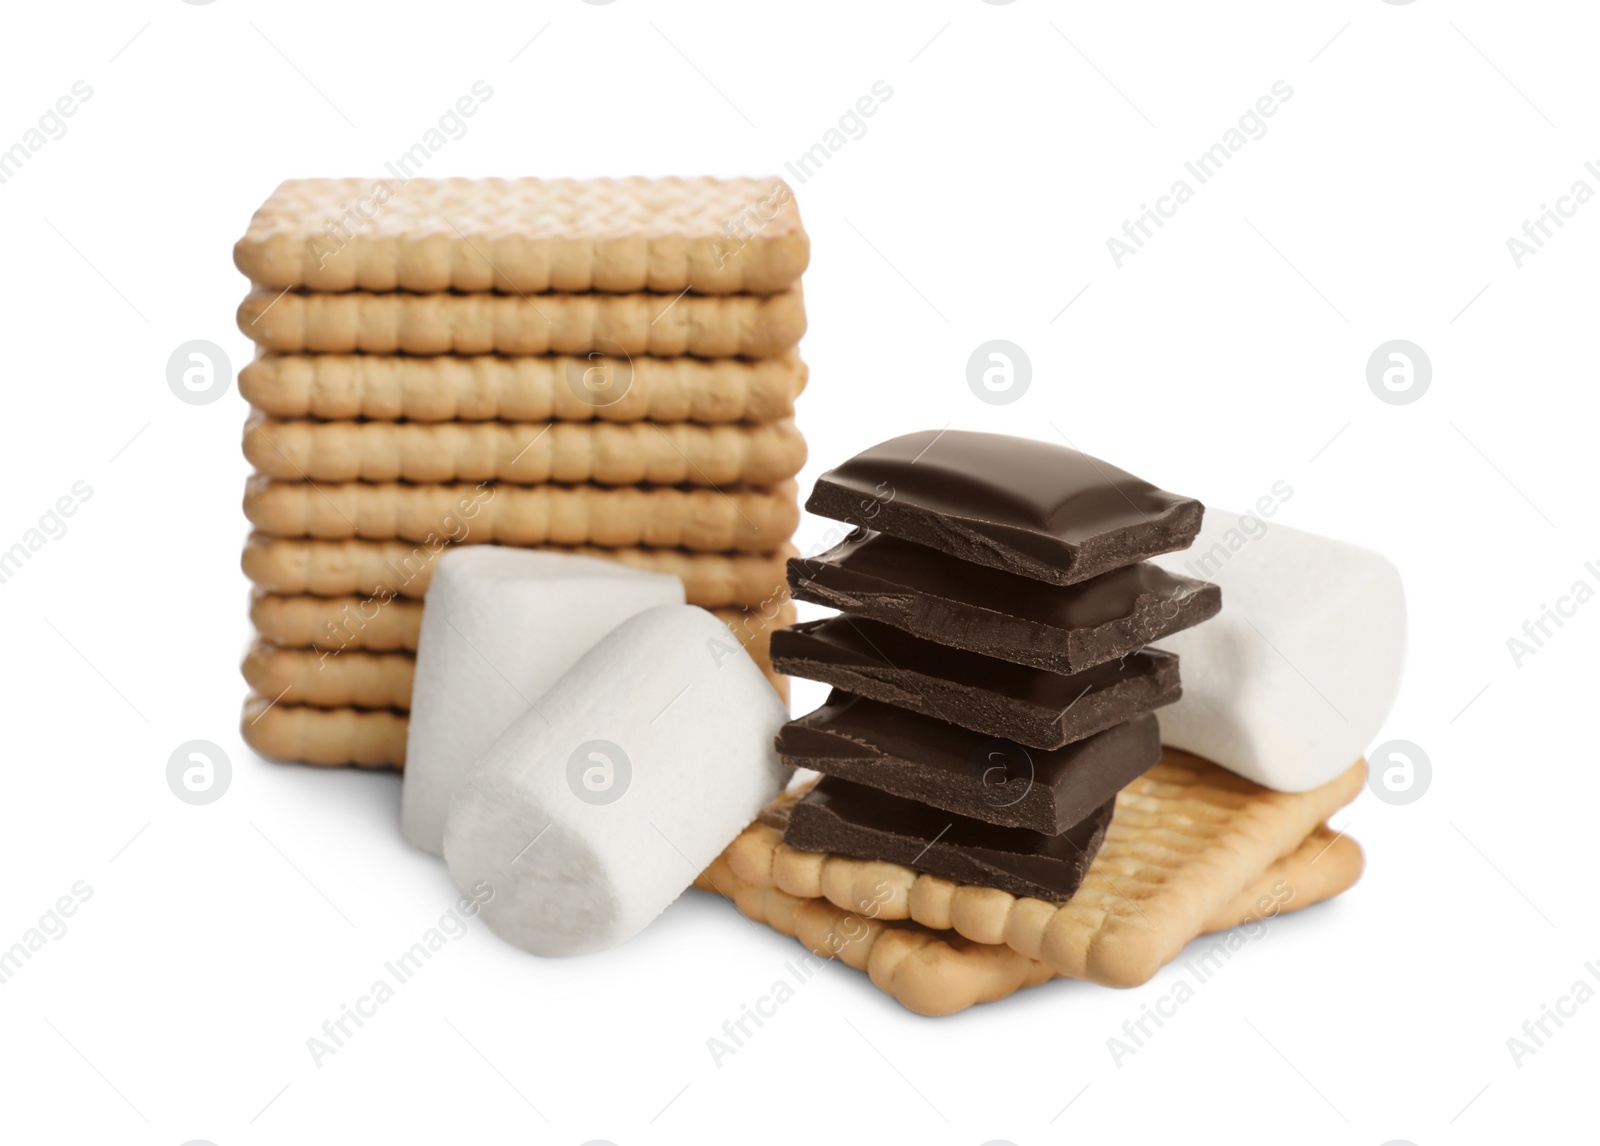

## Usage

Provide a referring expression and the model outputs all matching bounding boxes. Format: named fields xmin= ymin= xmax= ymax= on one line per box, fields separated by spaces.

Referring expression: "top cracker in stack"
xmin=235 ymin=176 xmax=808 ymax=295
xmin=769 ymin=431 xmax=1221 ymax=900
xmin=233 ymin=177 xmax=809 ymax=768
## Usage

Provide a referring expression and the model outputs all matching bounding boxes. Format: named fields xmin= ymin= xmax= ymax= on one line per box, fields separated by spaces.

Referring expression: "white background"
xmin=0 ymin=1 xmax=1594 ymax=1143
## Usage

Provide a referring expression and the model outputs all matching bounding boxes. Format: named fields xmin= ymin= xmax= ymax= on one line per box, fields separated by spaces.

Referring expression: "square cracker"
xmin=241 ymin=695 xmax=408 ymax=769
xmin=239 ymin=607 xmax=792 ymax=768
xmin=237 ymin=286 xmax=805 ymax=358
xmin=242 ymin=603 xmax=793 ymax=708
xmin=243 ymin=413 xmax=806 ymax=487
xmin=695 ymin=820 xmax=1362 ymax=1016
xmin=241 ymin=475 xmax=798 ymax=553
xmin=240 ymin=535 xmax=794 ymax=608
xmin=234 ymin=176 xmax=808 ymax=295
xmin=720 ymin=751 xmax=1366 ymax=988
xmin=249 ymin=596 xmax=787 ymax=655
xmin=237 ymin=351 xmax=806 ymax=424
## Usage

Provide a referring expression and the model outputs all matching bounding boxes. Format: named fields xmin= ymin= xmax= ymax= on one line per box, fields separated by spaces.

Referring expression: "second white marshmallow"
xmin=1152 ymin=508 xmax=1407 ymax=792
xmin=442 ymin=605 xmax=789 ymax=957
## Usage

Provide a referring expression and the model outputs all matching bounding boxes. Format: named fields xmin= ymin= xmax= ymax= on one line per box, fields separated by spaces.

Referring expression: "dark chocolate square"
xmin=769 ymin=615 xmax=1181 ymax=749
xmin=805 ymin=430 xmax=1203 ymax=585
xmin=789 ymin=530 xmax=1219 ymax=673
xmin=784 ymin=775 xmax=1116 ymax=901
xmin=778 ymin=693 xmax=1159 ymax=834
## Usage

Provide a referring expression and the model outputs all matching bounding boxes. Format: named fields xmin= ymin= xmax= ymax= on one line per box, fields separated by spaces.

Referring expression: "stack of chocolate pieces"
xmin=771 ymin=430 xmax=1221 ymax=901
xmin=230 ymin=176 xmax=809 ymax=767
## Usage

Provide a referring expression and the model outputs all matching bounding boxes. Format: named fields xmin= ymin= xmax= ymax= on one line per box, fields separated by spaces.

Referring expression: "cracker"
xmin=241 ymin=475 xmax=798 ymax=552
xmin=244 ymin=688 xmax=829 ymax=772
xmin=234 ymin=176 xmax=807 ymax=294
xmin=243 ymin=606 xmax=790 ymax=709
xmin=241 ymin=605 xmax=793 ymax=767
xmin=241 ymin=694 xmax=408 ymax=769
xmin=250 ymin=592 xmax=791 ymax=655
xmin=244 ymin=414 xmax=807 ymax=487
xmin=243 ymin=641 xmax=412 ymax=710
xmin=694 ymin=821 xmax=1362 ymax=1016
xmin=240 ymin=534 xmax=793 ymax=607
xmin=1202 ymin=823 xmax=1364 ymax=933
xmin=251 ymin=591 xmax=422 ymax=652
xmin=238 ymin=286 xmax=805 ymax=358
xmin=724 ymin=751 xmax=1366 ymax=987
xmin=238 ymin=351 xmax=807 ymax=424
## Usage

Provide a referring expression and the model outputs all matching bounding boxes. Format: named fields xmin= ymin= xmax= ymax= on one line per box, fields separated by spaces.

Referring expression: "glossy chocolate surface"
xmin=806 ymin=430 xmax=1203 ymax=585
xmin=789 ymin=529 xmax=1219 ymax=672
xmin=778 ymin=694 xmax=1159 ymax=833
xmin=769 ymin=616 xmax=1181 ymax=749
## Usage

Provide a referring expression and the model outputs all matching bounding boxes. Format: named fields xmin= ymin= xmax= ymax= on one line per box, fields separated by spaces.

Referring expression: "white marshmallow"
xmin=1152 ymin=509 xmax=1406 ymax=792
xmin=401 ymin=548 xmax=683 ymax=854
xmin=442 ymin=605 xmax=788 ymax=956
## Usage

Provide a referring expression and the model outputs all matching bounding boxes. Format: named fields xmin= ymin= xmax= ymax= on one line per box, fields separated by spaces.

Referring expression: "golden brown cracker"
xmin=243 ymin=604 xmax=793 ymax=764
xmin=234 ymin=176 xmax=808 ymax=294
xmin=238 ymin=286 xmax=805 ymax=357
xmin=242 ymin=641 xmax=413 ymax=710
xmin=725 ymin=752 xmax=1366 ymax=987
xmin=238 ymin=351 xmax=807 ymax=424
xmin=251 ymin=591 xmax=423 ymax=653
xmin=240 ymin=535 xmax=794 ymax=607
xmin=244 ymin=603 xmax=793 ymax=708
xmin=241 ymin=475 xmax=798 ymax=552
xmin=241 ymin=694 xmax=408 ymax=769
xmin=251 ymin=595 xmax=790 ymax=655
xmin=695 ymin=821 xmax=1362 ymax=1016
xmin=244 ymin=414 xmax=806 ymax=486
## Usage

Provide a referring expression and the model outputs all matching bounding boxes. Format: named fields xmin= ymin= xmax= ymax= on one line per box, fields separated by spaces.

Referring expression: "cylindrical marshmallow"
xmin=442 ymin=605 xmax=788 ymax=956
xmin=401 ymin=548 xmax=683 ymax=853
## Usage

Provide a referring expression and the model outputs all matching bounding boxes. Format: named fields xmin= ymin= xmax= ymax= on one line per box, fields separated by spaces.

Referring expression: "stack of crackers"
xmin=232 ymin=177 xmax=809 ymax=768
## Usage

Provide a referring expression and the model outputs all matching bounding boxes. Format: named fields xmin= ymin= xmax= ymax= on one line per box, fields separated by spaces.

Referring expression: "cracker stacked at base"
xmin=695 ymin=754 xmax=1366 ymax=1015
xmin=233 ymin=177 xmax=809 ymax=766
xmin=771 ymin=431 xmax=1220 ymax=902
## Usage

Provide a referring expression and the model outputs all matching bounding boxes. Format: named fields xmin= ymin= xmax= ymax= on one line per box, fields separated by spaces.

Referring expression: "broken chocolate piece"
xmin=769 ymin=615 xmax=1181 ymax=749
xmin=785 ymin=775 xmax=1115 ymax=901
xmin=777 ymin=693 xmax=1159 ymax=833
xmin=805 ymin=429 xmax=1204 ymax=585
xmin=789 ymin=530 xmax=1220 ymax=673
